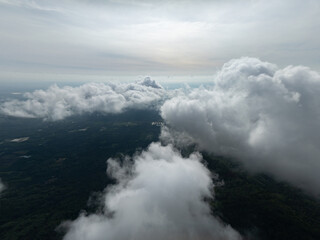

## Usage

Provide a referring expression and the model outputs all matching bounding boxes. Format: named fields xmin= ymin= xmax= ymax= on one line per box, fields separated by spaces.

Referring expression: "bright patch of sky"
xmin=0 ymin=0 xmax=319 ymax=83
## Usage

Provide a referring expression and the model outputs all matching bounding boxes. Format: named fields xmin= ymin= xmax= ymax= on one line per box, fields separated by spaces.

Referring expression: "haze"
xmin=1 ymin=0 xmax=319 ymax=82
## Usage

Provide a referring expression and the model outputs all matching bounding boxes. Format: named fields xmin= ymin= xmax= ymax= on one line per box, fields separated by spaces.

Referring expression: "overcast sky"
xmin=0 ymin=0 xmax=319 ymax=82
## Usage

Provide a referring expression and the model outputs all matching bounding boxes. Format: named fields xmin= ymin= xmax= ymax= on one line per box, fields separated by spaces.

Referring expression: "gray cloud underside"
xmin=161 ymin=57 xmax=320 ymax=195
xmin=62 ymin=142 xmax=241 ymax=240
xmin=0 ymin=78 xmax=166 ymax=120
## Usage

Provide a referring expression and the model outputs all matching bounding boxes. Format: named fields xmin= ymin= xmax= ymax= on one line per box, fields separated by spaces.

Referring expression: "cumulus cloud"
xmin=138 ymin=76 xmax=163 ymax=89
xmin=161 ymin=57 xmax=320 ymax=195
xmin=62 ymin=142 xmax=241 ymax=240
xmin=0 ymin=78 xmax=166 ymax=120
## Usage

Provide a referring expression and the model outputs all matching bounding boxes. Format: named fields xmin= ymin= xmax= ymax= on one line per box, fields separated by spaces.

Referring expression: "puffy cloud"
xmin=138 ymin=76 xmax=163 ymax=89
xmin=62 ymin=142 xmax=241 ymax=240
xmin=161 ymin=57 xmax=320 ymax=195
xmin=0 ymin=78 xmax=166 ymax=120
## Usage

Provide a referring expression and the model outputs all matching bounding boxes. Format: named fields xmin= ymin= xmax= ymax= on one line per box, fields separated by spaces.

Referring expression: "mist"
xmin=161 ymin=57 xmax=320 ymax=195
xmin=62 ymin=142 xmax=241 ymax=240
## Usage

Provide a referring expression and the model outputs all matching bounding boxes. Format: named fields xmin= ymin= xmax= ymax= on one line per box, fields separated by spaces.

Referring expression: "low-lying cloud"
xmin=62 ymin=142 xmax=241 ymax=240
xmin=161 ymin=57 xmax=320 ymax=195
xmin=0 ymin=178 xmax=6 ymax=194
xmin=0 ymin=77 xmax=166 ymax=120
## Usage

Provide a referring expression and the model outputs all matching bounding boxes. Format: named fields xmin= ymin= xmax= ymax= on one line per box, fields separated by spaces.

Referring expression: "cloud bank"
xmin=62 ymin=142 xmax=241 ymax=240
xmin=0 ymin=78 xmax=166 ymax=120
xmin=2 ymin=57 xmax=320 ymax=196
xmin=161 ymin=57 xmax=320 ymax=195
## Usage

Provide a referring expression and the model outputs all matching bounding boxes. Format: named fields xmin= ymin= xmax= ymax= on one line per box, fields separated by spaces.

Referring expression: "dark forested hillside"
xmin=1 ymin=110 xmax=319 ymax=240
xmin=204 ymin=153 xmax=320 ymax=240
xmin=0 ymin=110 xmax=162 ymax=240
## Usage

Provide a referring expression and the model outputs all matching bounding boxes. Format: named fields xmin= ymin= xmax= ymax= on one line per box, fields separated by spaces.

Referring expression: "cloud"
xmin=161 ymin=57 xmax=320 ymax=195
xmin=138 ymin=76 xmax=163 ymax=89
xmin=1 ymin=0 xmax=320 ymax=81
xmin=0 ymin=78 xmax=166 ymax=120
xmin=0 ymin=178 xmax=6 ymax=194
xmin=61 ymin=142 xmax=241 ymax=240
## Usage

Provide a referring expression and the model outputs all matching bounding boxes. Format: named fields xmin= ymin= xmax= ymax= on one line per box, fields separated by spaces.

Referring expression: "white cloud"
xmin=0 ymin=78 xmax=166 ymax=120
xmin=61 ymin=142 xmax=241 ymax=240
xmin=161 ymin=57 xmax=320 ymax=195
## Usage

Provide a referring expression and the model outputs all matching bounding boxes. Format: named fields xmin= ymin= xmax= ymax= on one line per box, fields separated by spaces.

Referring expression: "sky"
xmin=0 ymin=0 xmax=319 ymax=83
xmin=1 ymin=2 xmax=320 ymax=238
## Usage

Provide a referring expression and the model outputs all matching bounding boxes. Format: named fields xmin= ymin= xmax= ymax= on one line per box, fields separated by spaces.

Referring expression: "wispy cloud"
xmin=0 ymin=0 xmax=319 ymax=80
xmin=0 ymin=178 xmax=6 ymax=194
